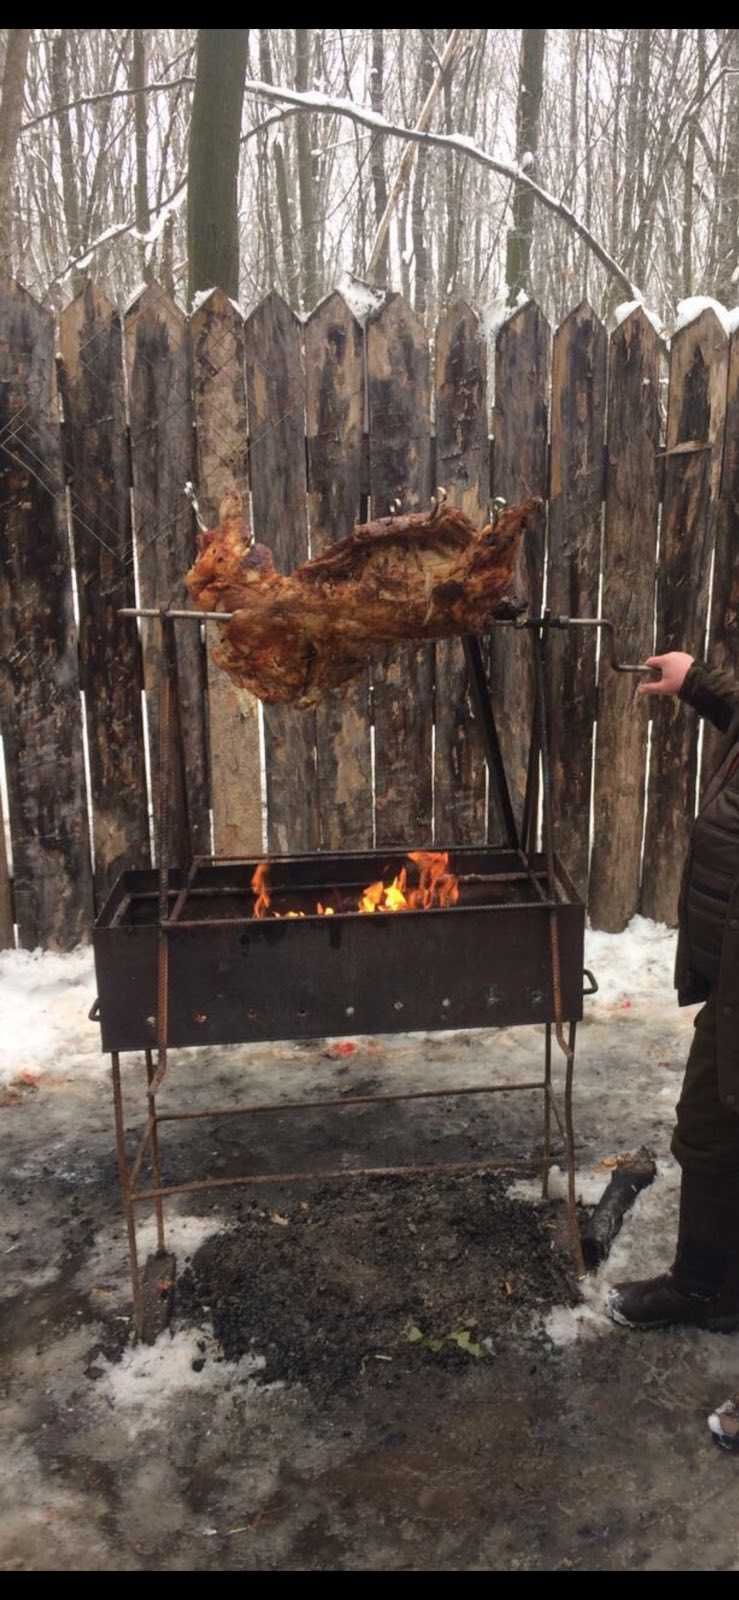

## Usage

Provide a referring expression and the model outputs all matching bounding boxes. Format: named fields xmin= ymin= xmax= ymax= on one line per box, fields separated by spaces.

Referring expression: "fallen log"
xmin=185 ymin=490 xmax=537 ymax=707
xmin=581 ymin=1146 xmax=657 ymax=1270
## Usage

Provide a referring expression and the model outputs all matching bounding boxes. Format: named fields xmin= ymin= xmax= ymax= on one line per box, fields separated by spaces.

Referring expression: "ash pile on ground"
xmin=176 ymin=1173 xmax=583 ymax=1389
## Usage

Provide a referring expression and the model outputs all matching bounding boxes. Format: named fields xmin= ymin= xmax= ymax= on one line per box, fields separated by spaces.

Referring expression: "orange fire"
xmin=250 ymin=851 xmax=459 ymax=920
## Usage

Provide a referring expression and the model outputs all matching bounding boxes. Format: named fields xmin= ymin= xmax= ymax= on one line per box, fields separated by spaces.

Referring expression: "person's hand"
xmin=636 ymin=651 xmax=695 ymax=697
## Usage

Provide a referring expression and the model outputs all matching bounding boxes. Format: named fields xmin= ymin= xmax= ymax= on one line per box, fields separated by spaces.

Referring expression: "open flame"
xmin=250 ymin=851 xmax=459 ymax=920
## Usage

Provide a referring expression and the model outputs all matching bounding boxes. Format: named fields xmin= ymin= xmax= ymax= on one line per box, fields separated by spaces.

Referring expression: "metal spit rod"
xmin=118 ymin=607 xmax=656 ymax=674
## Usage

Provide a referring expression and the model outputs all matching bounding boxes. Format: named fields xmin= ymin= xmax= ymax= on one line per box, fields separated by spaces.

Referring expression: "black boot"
xmin=607 ymin=1170 xmax=739 ymax=1331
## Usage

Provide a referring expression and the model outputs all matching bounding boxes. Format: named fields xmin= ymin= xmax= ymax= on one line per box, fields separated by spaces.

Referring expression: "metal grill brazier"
xmin=91 ymin=614 xmax=645 ymax=1337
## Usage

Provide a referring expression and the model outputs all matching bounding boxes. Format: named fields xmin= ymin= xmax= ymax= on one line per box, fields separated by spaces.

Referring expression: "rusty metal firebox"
xmin=90 ymin=610 xmax=646 ymax=1338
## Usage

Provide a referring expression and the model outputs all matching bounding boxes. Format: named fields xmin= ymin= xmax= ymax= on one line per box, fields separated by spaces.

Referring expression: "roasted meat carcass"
xmin=185 ymin=489 xmax=537 ymax=708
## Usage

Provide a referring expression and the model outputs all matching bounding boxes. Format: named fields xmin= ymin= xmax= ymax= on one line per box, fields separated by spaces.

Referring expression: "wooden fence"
xmin=0 ymin=276 xmax=737 ymax=951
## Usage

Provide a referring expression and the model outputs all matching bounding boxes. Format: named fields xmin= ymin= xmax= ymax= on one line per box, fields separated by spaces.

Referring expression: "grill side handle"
xmin=582 ymin=969 xmax=599 ymax=997
xmin=89 ymin=997 xmax=101 ymax=1022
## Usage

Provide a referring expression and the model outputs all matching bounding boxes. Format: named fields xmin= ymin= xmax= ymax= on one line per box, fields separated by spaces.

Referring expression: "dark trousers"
xmin=671 ymin=994 xmax=739 ymax=1175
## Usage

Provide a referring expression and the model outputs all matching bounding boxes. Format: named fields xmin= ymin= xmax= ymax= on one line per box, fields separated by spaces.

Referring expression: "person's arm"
xmin=638 ymin=652 xmax=739 ymax=734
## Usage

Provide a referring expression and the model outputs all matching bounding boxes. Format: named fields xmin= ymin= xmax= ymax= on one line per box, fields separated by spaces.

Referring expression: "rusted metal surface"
xmin=155 ymin=1079 xmax=548 ymax=1123
xmin=110 ymin=1051 xmax=144 ymax=1339
xmin=93 ymin=849 xmax=584 ymax=1052
xmin=131 ymin=1159 xmax=544 ymax=1206
xmin=100 ymin=604 xmax=602 ymax=1339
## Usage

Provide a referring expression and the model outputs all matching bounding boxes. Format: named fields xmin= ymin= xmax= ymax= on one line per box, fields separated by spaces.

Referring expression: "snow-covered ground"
xmin=6 ymin=916 xmax=739 ymax=1574
xmin=0 ymin=912 xmax=682 ymax=1089
xmin=0 ymin=912 xmax=699 ymax=1355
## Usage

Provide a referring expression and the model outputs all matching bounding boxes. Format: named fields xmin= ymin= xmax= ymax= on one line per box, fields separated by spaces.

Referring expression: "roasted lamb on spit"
xmin=185 ymin=489 xmax=537 ymax=708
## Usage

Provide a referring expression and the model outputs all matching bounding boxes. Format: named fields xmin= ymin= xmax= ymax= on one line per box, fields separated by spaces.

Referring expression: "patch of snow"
xmin=0 ymin=946 xmax=98 ymax=1087
xmin=76 ymin=1210 xmax=232 ymax=1313
xmin=123 ymin=280 xmax=150 ymax=314
xmin=726 ymin=305 xmax=739 ymax=335
xmin=541 ymin=1159 xmax=681 ymax=1348
xmin=613 ymin=298 xmax=664 ymax=335
xmin=482 ymin=287 xmax=530 ymax=342
xmin=336 ymin=269 xmax=386 ymax=323
xmin=520 ymin=150 xmax=535 ymax=170
xmin=543 ymin=1302 xmax=605 ymax=1346
xmin=673 ymin=295 xmax=733 ymax=337
xmin=100 ymin=1327 xmax=268 ymax=1430
xmin=507 ymin=1164 xmax=608 ymax=1207
xmin=191 ymin=285 xmax=218 ymax=315
xmin=732 ymin=263 xmax=739 ymax=286
xmin=584 ymin=914 xmax=677 ymax=1020
xmin=135 ymin=191 xmax=186 ymax=268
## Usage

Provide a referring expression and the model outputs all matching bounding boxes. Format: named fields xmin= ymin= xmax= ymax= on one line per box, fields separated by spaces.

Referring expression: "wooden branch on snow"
xmin=581 ymin=1147 xmax=657 ymax=1270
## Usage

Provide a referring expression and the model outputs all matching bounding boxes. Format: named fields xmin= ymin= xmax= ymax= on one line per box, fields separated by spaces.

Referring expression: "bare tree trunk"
xmin=610 ymin=33 xmax=627 ymax=263
xmin=294 ymin=27 xmax=318 ymax=310
xmin=443 ymin=28 xmax=456 ymax=299
xmin=366 ymin=27 xmax=463 ymax=286
xmin=620 ymin=31 xmax=641 ymax=245
xmin=259 ymin=30 xmax=298 ymax=304
xmin=132 ymin=30 xmax=151 ymax=282
xmin=681 ymin=29 xmax=706 ymax=297
xmin=411 ymin=31 xmax=435 ymax=317
xmin=0 ymin=28 xmax=31 ymax=273
xmin=631 ymin=28 xmax=653 ymax=288
xmin=370 ymin=29 xmax=389 ymax=283
xmin=51 ymin=31 xmax=84 ymax=295
xmin=187 ymin=27 xmax=248 ymax=304
xmin=400 ymin=183 xmax=411 ymax=299
xmin=160 ymin=212 xmax=175 ymax=297
xmin=505 ymin=28 xmax=546 ymax=305
xmin=714 ymin=27 xmax=739 ymax=302
xmin=583 ymin=28 xmax=593 ymax=301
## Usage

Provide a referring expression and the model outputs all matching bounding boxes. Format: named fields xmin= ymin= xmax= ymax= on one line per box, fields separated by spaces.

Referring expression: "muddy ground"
xmin=2 ymin=982 xmax=739 ymax=1571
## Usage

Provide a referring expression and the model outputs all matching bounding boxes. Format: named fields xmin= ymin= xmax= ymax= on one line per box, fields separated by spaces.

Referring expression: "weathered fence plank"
xmin=367 ymin=294 xmax=433 ymax=846
xmin=125 ymin=282 xmax=210 ymax=859
xmin=245 ymin=290 xmax=319 ymax=854
xmin=433 ymin=300 xmax=488 ymax=844
xmin=191 ymin=288 xmax=262 ymax=856
xmin=641 ymin=308 xmax=729 ymax=925
xmin=548 ymin=301 xmax=607 ymax=897
xmin=589 ymin=309 xmax=663 ymax=932
xmin=58 ymin=281 xmax=149 ymax=906
xmin=305 ymin=292 xmax=371 ymax=850
xmin=0 ymin=278 xmax=93 ymax=947
xmin=702 ymin=326 xmax=739 ymax=787
xmin=489 ymin=301 xmax=550 ymax=842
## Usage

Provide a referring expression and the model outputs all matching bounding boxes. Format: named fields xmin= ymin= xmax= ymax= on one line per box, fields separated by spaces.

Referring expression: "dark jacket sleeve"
xmin=679 ymin=662 xmax=739 ymax=735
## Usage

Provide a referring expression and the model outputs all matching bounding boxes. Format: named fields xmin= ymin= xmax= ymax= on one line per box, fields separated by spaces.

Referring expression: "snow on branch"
xmin=239 ymin=77 xmax=640 ymax=302
xmin=49 ymin=177 xmax=188 ymax=288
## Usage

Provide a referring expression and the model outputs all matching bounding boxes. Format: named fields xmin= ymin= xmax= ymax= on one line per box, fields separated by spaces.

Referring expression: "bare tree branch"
xmin=20 ymin=74 xmax=196 ymax=133
xmin=240 ymin=73 xmax=640 ymax=299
